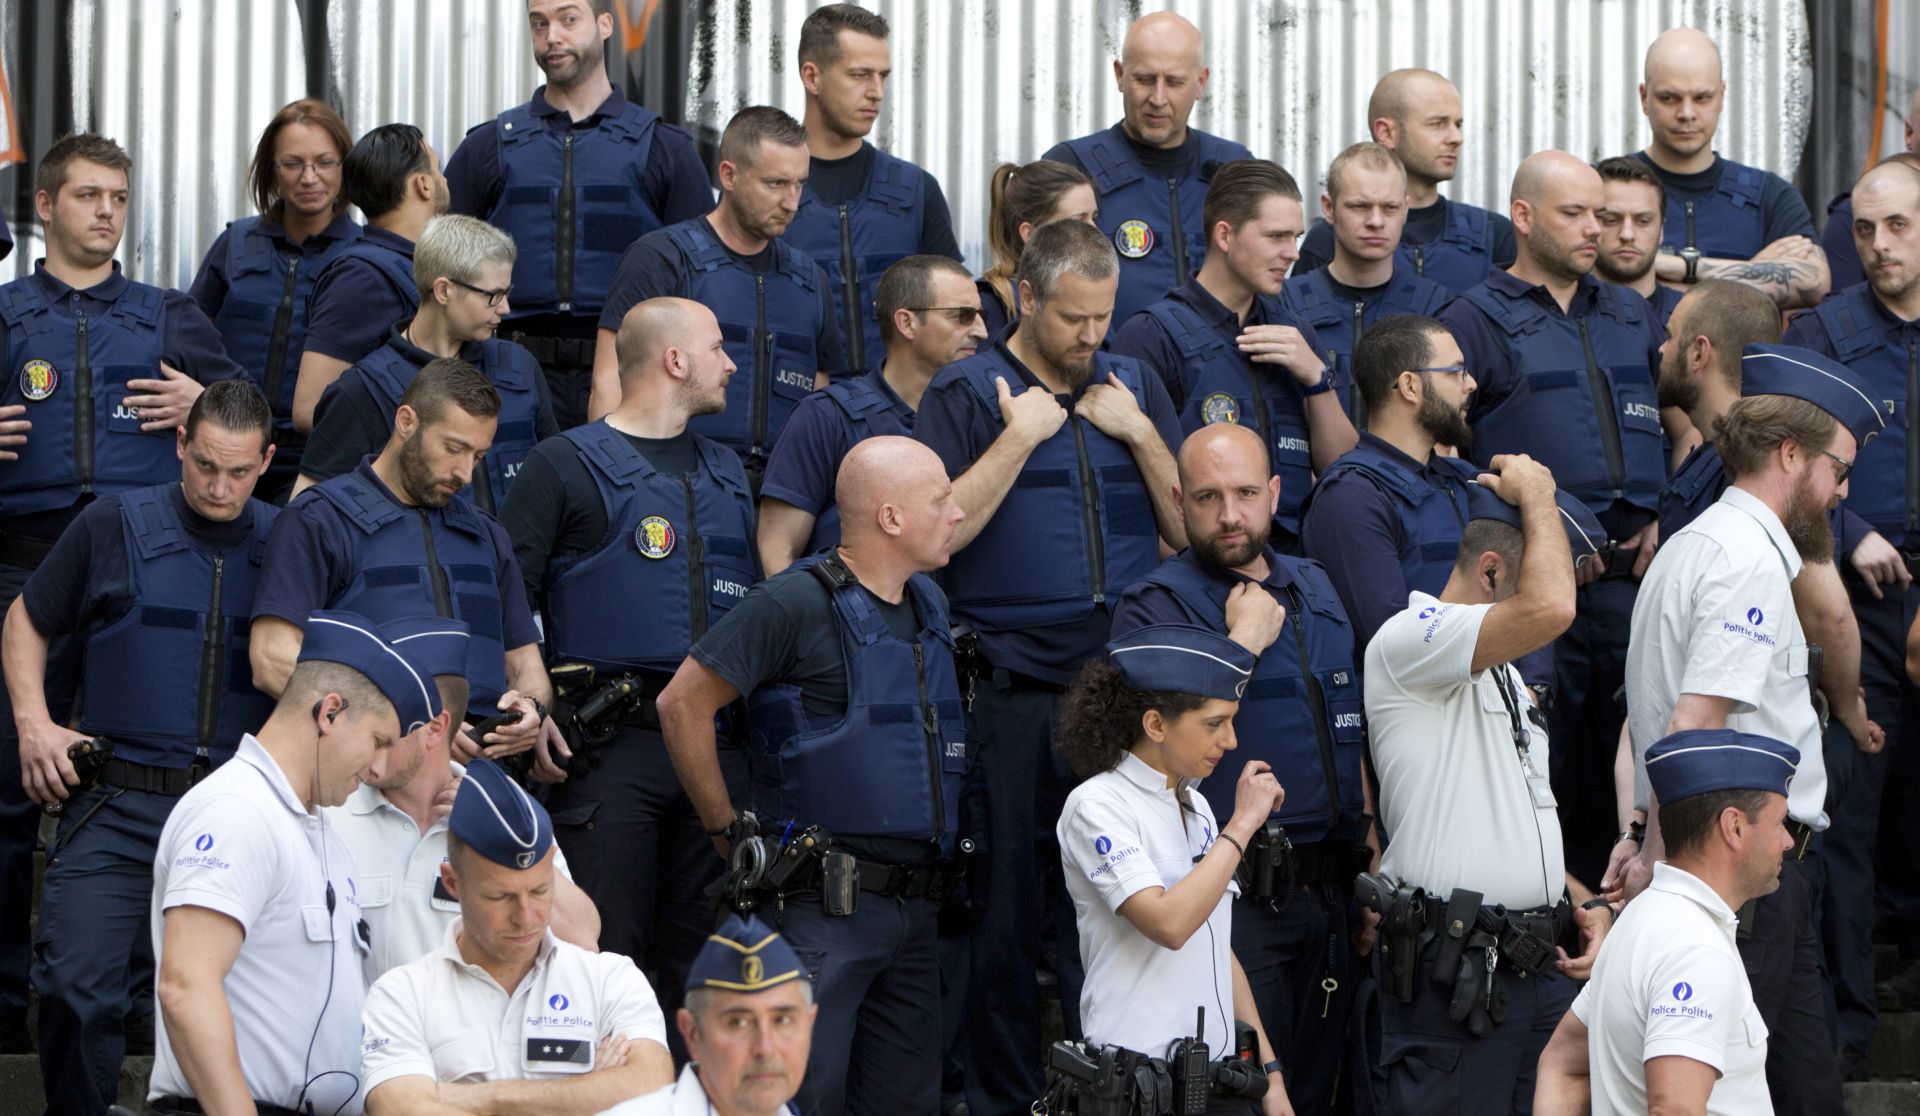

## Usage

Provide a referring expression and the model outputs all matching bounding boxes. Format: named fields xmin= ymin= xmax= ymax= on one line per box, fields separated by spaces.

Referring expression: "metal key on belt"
xmin=1484 ymin=945 xmax=1498 ymax=1010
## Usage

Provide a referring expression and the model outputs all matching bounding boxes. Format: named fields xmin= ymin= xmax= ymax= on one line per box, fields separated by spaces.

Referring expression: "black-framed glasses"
xmin=908 ymin=306 xmax=983 ymax=326
xmin=1412 ymin=363 xmax=1471 ymax=380
xmin=274 ymin=157 xmax=342 ymax=176
xmin=451 ymin=277 xmax=513 ymax=308
xmin=1820 ymin=449 xmax=1854 ymax=485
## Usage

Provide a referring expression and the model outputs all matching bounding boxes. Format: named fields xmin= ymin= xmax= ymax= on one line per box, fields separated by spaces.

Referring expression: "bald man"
xmin=1822 ymin=102 xmax=1920 ymax=290
xmin=658 ymin=435 xmax=967 ymax=1116
xmin=1111 ymin=422 xmax=1366 ymax=1116
xmin=1042 ymin=10 xmax=1253 ymax=330
xmin=498 ymin=296 xmax=757 ymax=1059
xmin=1624 ymin=27 xmax=1828 ymax=308
xmin=1439 ymin=151 xmax=1668 ymax=890
xmin=1295 ymin=69 xmax=1518 ymax=293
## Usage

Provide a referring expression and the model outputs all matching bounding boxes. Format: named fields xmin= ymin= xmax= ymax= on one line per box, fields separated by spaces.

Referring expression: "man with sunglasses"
xmin=291 ymin=215 xmax=559 ymax=515
xmin=758 ymin=255 xmax=985 ymax=575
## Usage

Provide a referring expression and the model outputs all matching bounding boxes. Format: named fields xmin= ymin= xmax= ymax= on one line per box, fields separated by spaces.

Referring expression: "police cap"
xmin=688 ymin=914 xmax=808 ymax=995
xmin=449 ymin=757 xmax=554 ymax=870
xmin=297 ymin=610 xmax=442 ymax=734
xmin=1645 ymin=728 xmax=1800 ymax=805
xmin=1104 ymin=623 xmax=1255 ymax=702
xmin=1740 ymin=343 xmax=1884 ymax=449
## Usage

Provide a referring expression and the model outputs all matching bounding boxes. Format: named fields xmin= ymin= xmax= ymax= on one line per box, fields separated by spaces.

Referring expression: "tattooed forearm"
xmin=1696 ymin=257 xmax=1826 ymax=309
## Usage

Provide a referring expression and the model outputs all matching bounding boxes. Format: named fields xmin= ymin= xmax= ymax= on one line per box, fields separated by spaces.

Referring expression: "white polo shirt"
xmin=326 ymin=762 xmax=574 ymax=983
xmin=1573 ymin=863 xmax=1770 ymax=1115
xmin=360 ymin=917 xmax=666 ymax=1092
xmin=1625 ymin=486 xmax=1826 ymax=828
xmin=1366 ymin=592 xmax=1563 ymax=909
xmin=148 ymin=734 xmax=370 ymax=1115
xmin=596 ymin=1063 xmax=800 ymax=1115
xmin=1058 ymin=751 xmax=1236 ymax=1055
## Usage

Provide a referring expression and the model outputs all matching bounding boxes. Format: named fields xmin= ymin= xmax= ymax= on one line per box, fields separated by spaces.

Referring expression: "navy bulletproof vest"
xmin=1814 ymin=285 xmax=1918 ymax=542
xmin=1134 ymin=551 xmax=1365 ymax=844
xmin=1308 ymin=441 xmax=1476 ymax=595
xmin=1064 ymin=127 xmax=1252 ymax=330
xmin=1662 ymin=160 xmax=1769 ymax=261
xmin=746 ymin=556 xmax=966 ymax=849
xmin=306 ymin=473 xmax=510 ymax=704
xmin=543 ymin=421 xmax=756 ymax=673
xmin=1463 ymin=282 xmax=1664 ymax=516
xmin=486 ymin=100 xmax=663 ymax=316
xmin=353 ymin=337 xmax=544 ymax=514
xmin=325 ymin=237 xmax=418 ymax=319
xmin=662 ymin=221 xmax=821 ymax=461
xmin=1280 ymin=265 xmax=1451 ymax=427
xmin=802 ymin=373 xmax=914 ymax=553
xmin=78 ymin=487 xmax=278 ymax=767
xmin=209 ymin=216 xmax=363 ymax=421
xmin=1658 ymin=443 xmax=1727 ymax=541
xmin=941 ymin=350 xmax=1162 ymax=630
xmin=1398 ymin=200 xmax=1500 ymax=294
xmin=0 ymin=276 xmax=177 ymax=517
xmin=787 ymin=146 xmax=925 ymax=376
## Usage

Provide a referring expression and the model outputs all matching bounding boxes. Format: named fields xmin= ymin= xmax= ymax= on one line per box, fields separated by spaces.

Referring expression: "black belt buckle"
xmin=1902 ymin=550 xmax=1920 ymax=580
xmin=1496 ymin=921 xmax=1555 ymax=976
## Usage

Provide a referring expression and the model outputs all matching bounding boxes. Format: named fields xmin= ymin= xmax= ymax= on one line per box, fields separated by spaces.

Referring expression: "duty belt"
xmin=1424 ymin=896 xmax=1569 ymax=978
xmin=153 ymin=1097 xmax=304 ymax=1116
xmin=1587 ymin=541 xmax=1643 ymax=581
xmin=1787 ymin=818 xmax=1818 ymax=861
xmin=509 ymin=331 xmax=596 ymax=368
xmin=99 ymin=754 xmax=213 ymax=797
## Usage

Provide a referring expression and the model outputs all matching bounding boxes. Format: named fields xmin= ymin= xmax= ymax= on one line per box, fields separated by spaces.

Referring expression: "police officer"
xmin=978 ymin=160 xmax=1099 ymax=340
xmin=1111 ymin=423 xmax=1369 ymax=1116
xmin=1621 ymin=349 xmax=1882 ymax=1113
xmin=1593 ymin=156 xmax=1686 ymax=327
xmin=597 ymin=915 xmax=815 ymax=1116
xmin=1439 ymin=150 xmax=1668 ymax=887
xmin=1051 ymin=624 xmax=1293 ymax=1116
xmin=293 ymin=123 xmax=451 ymax=431
xmin=913 ymin=217 xmax=1185 ymax=1114
xmin=1364 ymin=460 xmax=1608 ymax=1116
xmin=148 ymin=609 xmax=440 ymax=1116
xmin=1535 ymin=729 xmax=1798 ymax=1115
xmin=190 ymin=99 xmax=363 ymax=500
xmin=760 ymin=255 xmax=985 ymax=574
xmin=295 ymin=214 xmax=560 ymax=513
xmin=251 ymin=358 xmax=555 ymax=763
xmin=788 ymin=4 xmax=964 ymax=378
xmin=1294 ymin=70 xmax=1518 ymax=294
xmin=1042 ymin=10 xmax=1252 ymax=330
xmin=593 ymin=107 xmax=844 ymax=483
xmin=359 ymin=758 xmax=672 ymax=1113
xmin=1626 ymin=28 xmax=1828 ymax=309
xmin=1280 ymin=142 xmax=1452 ymax=430
xmin=657 ymin=435 xmax=967 ymax=1116
xmin=500 ymin=296 xmax=754 ymax=1052
xmin=0 ymin=133 xmax=244 ymax=1053
xmin=1111 ymin=159 xmax=1355 ymax=554
xmin=446 ymin=0 xmax=712 ymax=430
xmin=1821 ymin=88 xmax=1920 ymax=292
xmin=0 ymin=382 xmax=273 ymax=1114
xmin=1300 ymin=315 xmax=1478 ymax=653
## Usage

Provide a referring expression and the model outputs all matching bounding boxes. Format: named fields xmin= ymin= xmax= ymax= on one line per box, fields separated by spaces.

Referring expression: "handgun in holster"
xmin=1236 ymin=820 xmax=1293 ymax=901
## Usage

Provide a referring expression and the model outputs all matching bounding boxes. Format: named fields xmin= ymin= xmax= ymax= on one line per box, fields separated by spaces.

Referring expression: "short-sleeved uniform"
xmin=301 ymin=226 xmax=417 ymax=366
xmin=1625 ymin=152 xmax=1817 ymax=260
xmin=758 ymin=367 xmax=915 ymax=546
xmin=359 ymin=917 xmax=666 ymax=1091
xmin=1573 ymin=862 xmax=1770 ymax=1116
xmin=147 ymin=735 xmax=370 ymax=1114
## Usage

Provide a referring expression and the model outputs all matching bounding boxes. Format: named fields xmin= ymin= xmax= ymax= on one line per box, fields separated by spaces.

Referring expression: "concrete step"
xmin=0 ymin=1053 xmax=150 ymax=1115
xmin=1876 ymin=1012 xmax=1920 ymax=1079
xmin=1844 ymin=1080 xmax=1920 ymax=1114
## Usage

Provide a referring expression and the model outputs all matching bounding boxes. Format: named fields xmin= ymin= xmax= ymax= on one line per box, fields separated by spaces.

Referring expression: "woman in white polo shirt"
xmin=1053 ymin=623 xmax=1297 ymax=1116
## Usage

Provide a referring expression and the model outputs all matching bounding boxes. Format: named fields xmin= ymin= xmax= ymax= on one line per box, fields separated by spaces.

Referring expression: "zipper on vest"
xmin=1684 ymin=199 xmax=1697 ymax=252
xmin=838 ymin=204 xmax=863 ymax=374
xmin=556 ymin=133 xmax=577 ymax=311
xmin=1578 ymin=319 xmax=1626 ymax=499
xmin=1410 ymin=244 xmax=1425 ymax=276
xmin=913 ymin=640 xmax=945 ymax=841
xmin=1283 ymin=583 xmax=1343 ymax=829
xmin=196 ymin=553 xmax=226 ymax=757
xmin=683 ymin=475 xmax=710 ymax=640
xmin=1168 ymin=180 xmax=1188 ymax=284
xmin=264 ymin=258 xmax=299 ymax=409
xmin=1349 ymin=300 xmax=1368 ymax=430
xmin=1070 ymin=415 xmax=1107 ymax=603
xmin=75 ymin=308 xmax=94 ymax=491
xmin=472 ymin=456 xmax=497 ymax=517
xmin=1907 ymin=337 xmax=1918 ymax=538
xmin=751 ymin=275 xmax=771 ymax=459
xmin=418 ymin=510 xmax=454 ymax=617
xmin=1244 ymin=354 xmax=1272 ymax=448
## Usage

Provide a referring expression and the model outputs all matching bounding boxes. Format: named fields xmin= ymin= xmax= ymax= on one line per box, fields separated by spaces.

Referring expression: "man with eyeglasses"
xmin=291 ymin=215 xmax=559 ymax=515
xmin=758 ymin=255 xmax=985 ymax=576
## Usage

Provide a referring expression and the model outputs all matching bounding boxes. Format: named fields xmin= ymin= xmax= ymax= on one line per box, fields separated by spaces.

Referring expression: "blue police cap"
xmin=1645 ymin=728 xmax=1800 ymax=805
xmin=449 ymin=757 xmax=554 ymax=870
xmin=1104 ymin=624 xmax=1255 ymax=702
xmin=380 ymin=616 xmax=471 ymax=679
xmin=1740 ymin=343 xmax=1884 ymax=449
xmin=1463 ymin=481 xmax=1604 ymax=563
xmin=688 ymin=914 xmax=807 ymax=995
xmin=297 ymin=611 xmax=442 ymax=735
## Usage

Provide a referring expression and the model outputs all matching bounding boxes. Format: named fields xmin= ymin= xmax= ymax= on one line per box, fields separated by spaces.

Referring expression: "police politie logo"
xmin=1114 ymin=220 xmax=1155 ymax=259
xmin=18 ymin=360 xmax=56 ymax=402
xmin=635 ymin=516 xmax=676 ymax=559
xmin=549 ymin=993 xmax=570 ymax=1011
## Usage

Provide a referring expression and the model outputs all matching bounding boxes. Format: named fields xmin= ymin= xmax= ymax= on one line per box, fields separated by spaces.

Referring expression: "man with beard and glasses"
xmin=592 ymin=107 xmax=843 ymax=487
xmin=1111 ymin=421 xmax=1373 ymax=1116
xmin=1622 ymin=345 xmax=1884 ymax=1113
xmin=447 ymin=0 xmax=711 ymax=431
xmin=1441 ymin=150 xmax=1669 ymax=889
xmin=1302 ymin=314 xmax=1479 ymax=655
xmin=251 ymin=359 xmax=558 ymax=775
xmin=1594 ymin=157 xmax=1686 ymax=327
xmin=500 ymin=297 xmax=755 ymax=1059
xmin=914 ymin=217 xmax=1185 ymax=1114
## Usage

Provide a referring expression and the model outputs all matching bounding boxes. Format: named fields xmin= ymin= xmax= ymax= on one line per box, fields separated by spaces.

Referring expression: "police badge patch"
xmin=1114 ymin=220 xmax=1155 ymax=259
xmin=1201 ymin=392 xmax=1241 ymax=425
xmin=635 ymin=516 xmax=676 ymax=559
xmin=18 ymin=359 xmax=56 ymax=402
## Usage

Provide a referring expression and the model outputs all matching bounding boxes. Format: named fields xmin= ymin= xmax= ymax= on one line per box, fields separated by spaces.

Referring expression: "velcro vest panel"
xmin=324 ymin=238 xmax=419 ymax=322
xmin=78 ymin=486 xmax=278 ymax=765
xmin=663 ymin=221 xmax=821 ymax=460
xmin=1065 ymin=127 xmax=1252 ymax=330
xmin=0 ymin=277 xmax=175 ymax=516
xmin=310 ymin=473 xmax=510 ymax=703
xmin=1395 ymin=199 xmax=1499 ymax=294
xmin=1816 ymin=285 xmax=1914 ymax=538
xmin=211 ymin=215 xmax=364 ymax=417
xmin=1136 ymin=552 xmax=1365 ymax=843
xmin=942 ymin=349 xmax=1162 ymax=630
xmin=1308 ymin=442 xmax=1475 ymax=595
xmin=1662 ymin=161 xmax=1769 ymax=260
xmin=1281 ymin=265 xmax=1451 ymax=423
xmin=746 ymin=558 xmax=965 ymax=848
xmin=1658 ymin=443 xmax=1728 ymax=541
xmin=488 ymin=101 xmax=663 ymax=315
xmin=544 ymin=421 xmax=756 ymax=673
xmin=1463 ymin=282 xmax=1664 ymax=515
xmin=787 ymin=147 xmax=925 ymax=375
xmin=803 ymin=373 xmax=914 ymax=553
xmin=353 ymin=338 xmax=545 ymax=512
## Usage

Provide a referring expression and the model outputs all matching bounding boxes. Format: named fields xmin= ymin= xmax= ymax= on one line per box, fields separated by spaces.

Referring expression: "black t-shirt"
xmin=1043 ymin=124 xmax=1197 ymax=181
xmin=1294 ymin=197 xmax=1519 ymax=276
xmin=1320 ymin=274 xmax=1393 ymax=303
xmin=807 ymin=145 xmax=964 ymax=262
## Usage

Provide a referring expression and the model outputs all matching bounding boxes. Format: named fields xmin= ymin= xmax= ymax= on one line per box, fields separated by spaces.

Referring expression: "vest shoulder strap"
xmin=1067 ymin=131 xmax=1143 ymax=194
xmin=121 ymin=487 xmax=193 ymax=560
xmin=565 ymin=421 xmax=654 ymax=488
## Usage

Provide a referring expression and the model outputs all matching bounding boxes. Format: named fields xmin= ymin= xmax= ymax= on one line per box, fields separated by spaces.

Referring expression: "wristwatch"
xmin=1263 ymin=1059 xmax=1285 ymax=1076
xmin=1616 ymin=819 xmax=1646 ymax=846
xmin=1680 ymin=245 xmax=1701 ymax=284
xmin=1301 ymin=367 xmax=1335 ymax=396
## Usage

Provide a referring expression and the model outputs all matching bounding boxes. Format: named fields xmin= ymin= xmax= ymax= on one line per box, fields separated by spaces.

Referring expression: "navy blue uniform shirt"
xmin=805 ymin=143 xmax=963 ymax=261
xmin=759 ymin=368 xmax=915 ymax=516
xmin=1626 ymin=152 xmax=1817 ymax=256
xmin=300 ymin=225 xmax=417 ymax=364
xmin=188 ymin=212 xmax=365 ymax=323
xmin=1108 ymin=277 xmax=1329 ymax=412
xmin=1295 ymin=196 xmax=1518 ymax=277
